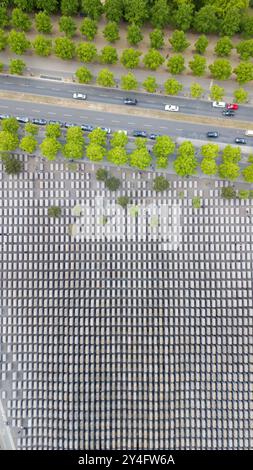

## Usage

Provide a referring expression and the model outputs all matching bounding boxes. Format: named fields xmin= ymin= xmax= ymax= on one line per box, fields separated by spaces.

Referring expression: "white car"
xmin=73 ymin=92 xmax=87 ymax=100
xmin=118 ymin=130 xmax=128 ymax=135
xmin=164 ymin=104 xmax=179 ymax=112
xmin=212 ymin=101 xmax=226 ymax=108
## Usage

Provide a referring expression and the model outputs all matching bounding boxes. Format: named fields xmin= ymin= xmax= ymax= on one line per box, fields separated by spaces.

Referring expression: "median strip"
xmin=0 ymin=90 xmax=253 ymax=132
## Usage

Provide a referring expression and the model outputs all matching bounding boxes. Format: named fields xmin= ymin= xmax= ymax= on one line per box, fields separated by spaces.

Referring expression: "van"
xmin=245 ymin=130 xmax=253 ymax=136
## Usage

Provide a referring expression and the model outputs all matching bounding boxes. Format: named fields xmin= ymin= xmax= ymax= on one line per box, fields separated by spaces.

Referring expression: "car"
xmin=0 ymin=114 xmax=10 ymax=120
xmin=118 ymin=130 xmax=128 ymax=135
xmin=100 ymin=127 xmax=111 ymax=134
xmin=16 ymin=116 xmax=29 ymax=123
xmin=64 ymin=122 xmax=78 ymax=128
xmin=133 ymin=130 xmax=147 ymax=138
xmin=72 ymin=92 xmax=87 ymax=100
xmin=222 ymin=110 xmax=235 ymax=117
xmin=81 ymin=124 xmax=93 ymax=132
xmin=124 ymin=98 xmax=137 ymax=105
xmin=49 ymin=119 xmax=65 ymax=127
xmin=212 ymin=101 xmax=226 ymax=108
xmin=149 ymin=133 xmax=161 ymax=140
xmin=32 ymin=118 xmax=47 ymax=125
xmin=235 ymin=138 xmax=246 ymax=144
xmin=164 ymin=104 xmax=179 ymax=112
xmin=226 ymin=103 xmax=238 ymax=110
xmin=206 ymin=131 xmax=219 ymax=138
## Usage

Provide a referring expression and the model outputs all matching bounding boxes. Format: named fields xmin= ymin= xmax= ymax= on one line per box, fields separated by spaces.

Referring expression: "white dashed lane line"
xmin=31 ymin=109 xmax=40 ymax=113
xmin=64 ymin=114 xmax=72 ymax=117
xmin=47 ymin=112 xmax=56 ymax=115
xmin=0 ymin=105 xmax=8 ymax=108
xmin=16 ymin=107 xmax=24 ymax=111
xmin=96 ymin=118 xmax=104 ymax=121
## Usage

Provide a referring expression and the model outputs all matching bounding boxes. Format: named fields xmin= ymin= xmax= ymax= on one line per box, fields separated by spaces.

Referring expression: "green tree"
xmin=63 ymin=141 xmax=84 ymax=159
xmin=169 ymin=30 xmax=190 ymax=52
xmin=156 ymin=155 xmax=169 ymax=169
xmin=89 ymin=127 xmax=107 ymax=146
xmin=214 ymin=36 xmax=233 ymax=57
xmin=150 ymin=0 xmax=171 ymax=29
xmin=0 ymin=131 xmax=19 ymax=152
xmin=105 ymin=176 xmax=121 ymax=191
xmin=96 ymin=168 xmax=109 ymax=181
xmin=220 ymin=8 xmax=240 ymax=36
xmin=11 ymin=8 xmax=32 ymax=32
xmin=121 ymin=72 xmax=138 ymax=90
xmin=173 ymin=1 xmax=194 ymax=32
xmin=59 ymin=16 xmax=77 ymax=38
xmin=127 ymin=24 xmax=143 ymax=46
xmin=236 ymin=40 xmax=253 ymax=60
xmin=194 ymin=35 xmax=208 ymax=54
xmin=107 ymin=146 xmax=128 ymax=165
xmin=104 ymin=0 xmax=124 ymax=23
xmin=238 ymin=189 xmax=250 ymax=199
xmin=233 ymin=87 xmax=248 ymax=103
xmin=164 ymin=78 xmax=183 ymax=95
xmin=54 ymin=37 xmax=75 ymax=60
xmin=40 ymin=137 xmax=61 ymax=160
xmin=219 ymin=161 xmax=240 ymax=180
xmin=0 ymin=30 xmax=7 ymax=51
xmin=19 ymin=135 xmax=37 ymax=153
xmin=45 ymin=123 xmax=61 ymax=138
xmin=0 ymin=6 xmax=9 ymax=29
xmin=153 ymin=175 xmax=170 ymax=192
xmin=66 ymin=126 xmax=84 ymax=143
xmin=129 ymin=147 xmax=152 ymax=169
xmin=143 ymin=49 xmax=164 ymax=71
xmin=76 ymin=42 xmax=97 ymax=63
xmin=174 ymin=141 xmax=197 ymax=176
xmin=103 ymin=21 xmax=120 ymax=43
xmin=33 ymin=35 xmax=52 ymax=56
xmin=86 ymin=143 xmax=105 ymax=162
xmin=111 ymin=131 xmax=128 ymax=148
xmin=61 ymin=0 xmax=79 ymax=16
xmin=190 ymin=82 xmax=204 ymax=98
xmin=80 ymin=18 xmax=97 ymax=40
xmin=201 ymin=143 xmax=219 ymax=159
xmin=142 ymin=76 xmax=158 ymax=93
xmin=48 ymin=206 xmax=61 ymax=218
xmin=240 ymin=14 xmax=253 ymax=39
xmin=2 ymin=156 xmax=22 ymax=174
xmin=123 ymin=0 xmax=149 ymax=26
xmin=117 ymin=195 xmax=130 ymax=208
xmin=149 ymin=29 xmax=164 ymax=50
xmin=1 ymin=117 xmax=19 ymax=134
xmin=193 ymin=6 xmax=219 ymax=34
xmin=0 ymin=62 xmax=3 ymax=72
xmin=153 ymin=135 xmax=175 ymax=160
xmin=221 ymin=186 xmax=236 ymax=199
xmin=75 ymin=66 xmax=93 ymax=83
xmin=192 ymin=196 xmax=201 ymax=209
xmin=97 ymin=68 xmax=116 ymax=87
xmin=188 ymin=54 xmax=207 ymax=76
xmin=99 ymin=46 xmax=118 ymax=64
xmin=81 ymin=0 xmax=103 ymax=21
xmin=222 ymin=145 xmax=241 ymax=163
xmin=8 ymin=30 xmax=30 ymax=54
xmin=210 ymin=84 xmax=225 ymax=101
xmin=135 ymin=137 xmax=147 ymax=149
xmin=35 ymin=11 xmax=52 ymax=34
xmin=36 ymin=0 xmax=58 ymax=14
xmin=234 ymin=61 xmax=253 ymax=84
xmin=242 ymin=165 xmax=253 ymax=183
xmin=209 ymin=59 xmax=232 ymax=80
xmin=200 ymin=158 xmax=218 ymax=175
xmin=167 ymin=54 xmax=185 ymax=74
xmin=9 ymin=58 xmax=26 ymax=75
xmin=25 ymin=122 xmax=39 ymax=135
xmin=120 ymin=48 xmax=141 ymax=69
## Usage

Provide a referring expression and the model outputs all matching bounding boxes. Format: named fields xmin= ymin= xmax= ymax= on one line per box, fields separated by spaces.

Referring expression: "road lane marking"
xmin=16 ymin=107 xmax=24 ymax=111
xmin=159 ymin=126 xmax=167 ymax=129
xmin=32 ymin=109 xmax=40 ymax=113
xmin=112 ymin=120 xmax=120 ymax=123
xmin=0 ymin=105 xmax=8 ymax=108
xmin=47 ymin=112 xmax=56 ymax=115
xmin=64 ymin=114 xmax=72 ymax=117
xmin=128 ymin=122 xmax=135 ymax=125
xmin=144 ymin=124 xmax=152 ymax=127
xmin=35 ymin=86 xmax=45 ymax=89
xmin=96 ymin=118 xmax=104 ymax=121
xmin=176 ymin=128 xmax=183 ymax=131
xmin=79 ymin=115 xmax=88 ymax=119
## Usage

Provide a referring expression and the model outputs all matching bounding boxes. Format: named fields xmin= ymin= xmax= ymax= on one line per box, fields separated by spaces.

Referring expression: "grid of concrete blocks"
xmin=0 ymin=155 xmax=252 ymax=450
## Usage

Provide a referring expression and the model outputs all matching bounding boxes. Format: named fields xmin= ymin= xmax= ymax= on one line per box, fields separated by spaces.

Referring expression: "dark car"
xmin=149 ymin=133 xmax=161 ymax=140
xmin=124 ymin=98 xmax=138 ymax=105
xmin=235 ymin=138 xmax=246 ymax=144
xmin=16 ymin=116 xmax=29 ymax=123
xmin=81 ymin=124 xmax=94 ymax=132
xmin=133 ymin=130 xmax=147 ymax=138
xmin=207 ymin=131 xmax=219 ymax=138
xmin=48 ymin=119 xmax=65 ymax=127
xmin=32 ymin=118 xmax=47 ymax=125
xmin=0 ymin=114 xmax=10 ymax=120
xmin=222 ymin=110 xmax=235 ymax=117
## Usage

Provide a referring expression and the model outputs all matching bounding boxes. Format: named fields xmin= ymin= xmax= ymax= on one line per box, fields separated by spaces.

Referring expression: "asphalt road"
xmin=0 ymin=75 xmax=252 ymax=122
xmin=0 ymin=97 xmax=251 ymax=148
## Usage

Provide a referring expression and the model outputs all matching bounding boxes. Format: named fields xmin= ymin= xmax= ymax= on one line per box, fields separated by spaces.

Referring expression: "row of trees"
xmin=2 ymin=29 xmax=253 ymax=84
xmin=1 ymin=117 xmax=253 ymax=182
xmin=1 ymin=1 xmax=253 ymax=38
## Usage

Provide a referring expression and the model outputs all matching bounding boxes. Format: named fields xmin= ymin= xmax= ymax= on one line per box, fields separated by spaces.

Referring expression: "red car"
xmin=226 ymin=103 xmax=239 ymax=110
